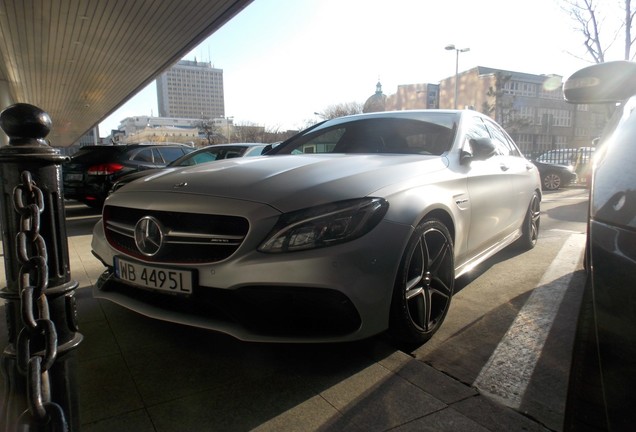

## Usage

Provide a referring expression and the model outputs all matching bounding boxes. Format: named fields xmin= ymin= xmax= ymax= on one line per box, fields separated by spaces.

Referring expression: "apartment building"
xmin=156 ymin=59 xmax=225 ymax=119
xmin=438 ymin=66 xmax=608 ymax=157
xmin=386 ymin=83 xmax=440 ymax=110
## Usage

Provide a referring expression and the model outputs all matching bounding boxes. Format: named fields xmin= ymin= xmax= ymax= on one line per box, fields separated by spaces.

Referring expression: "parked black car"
xmin=63 ymin=143 xmax=194 ymax=208
xmin=532 ymin=160 xmax=577 ymax=191
xmin=563 ymin=61 xmax=636 ymax=431
xmin=108 ymin=143 xmax=271 ymax=194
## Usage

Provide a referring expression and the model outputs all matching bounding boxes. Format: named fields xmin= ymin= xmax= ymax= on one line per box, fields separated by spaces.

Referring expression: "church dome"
xmin=363 ymin=81 xmax=387 ymax=113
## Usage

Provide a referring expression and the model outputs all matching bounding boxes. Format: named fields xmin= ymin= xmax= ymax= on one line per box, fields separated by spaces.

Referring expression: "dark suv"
xmin=63 ymin=143 xmax=194 ymax=208
xmin=563 ymin=61 xmax=636 ymax=431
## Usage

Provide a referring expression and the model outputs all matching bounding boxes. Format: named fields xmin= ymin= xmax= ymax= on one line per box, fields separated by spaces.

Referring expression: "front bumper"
xmin=91 ymin=211 xmax=412 ymax=343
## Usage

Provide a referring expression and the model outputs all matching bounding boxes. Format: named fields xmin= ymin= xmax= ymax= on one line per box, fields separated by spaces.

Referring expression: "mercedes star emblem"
xmin=134 ymin=216 xmax=164 ymax=256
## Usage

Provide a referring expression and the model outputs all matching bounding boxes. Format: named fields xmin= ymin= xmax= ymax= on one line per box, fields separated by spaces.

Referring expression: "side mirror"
xmin=469 ymin=137 xmax=497 ymax=161
xmin=460 ymin=149 xmax=473 ymax=165
xmin=564 ymin=61 xmax=636 ymax=104
xmin=261 ymin=144 xmax=273 ymax=154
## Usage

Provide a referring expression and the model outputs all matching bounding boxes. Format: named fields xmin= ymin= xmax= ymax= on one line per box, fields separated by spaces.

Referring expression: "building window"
xmin=539 ymin=86 xmax=563 ymax=100
xmin=537 ymin=108 xmax=572 ymax=127
xmin=503 ymin=81 xmax=537 ymax=97
xmin=510 ymin=106 xmax=534 ymax=124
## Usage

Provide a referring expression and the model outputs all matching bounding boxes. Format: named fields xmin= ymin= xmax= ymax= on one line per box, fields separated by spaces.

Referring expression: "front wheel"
xmin=517 ymin=192 xmax=541 ymax=250
xmin=389 ymin=218 xmax=454 ymax=346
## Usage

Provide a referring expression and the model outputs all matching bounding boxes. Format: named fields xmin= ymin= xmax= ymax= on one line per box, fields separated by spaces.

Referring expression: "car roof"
xmin=72 ymin=142 xmax=191 ymax=153
xmin=203 ymin=143 xmax=264 ymax=148
xmin=325 ymin=109 xmax=465 ymax=123
xmin=69 ymin=142 xmax=192 ymax=162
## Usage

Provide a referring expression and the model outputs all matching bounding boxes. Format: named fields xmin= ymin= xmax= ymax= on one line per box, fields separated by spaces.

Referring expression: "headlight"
xmin=258 ymin=198 xmax=389 ymax=253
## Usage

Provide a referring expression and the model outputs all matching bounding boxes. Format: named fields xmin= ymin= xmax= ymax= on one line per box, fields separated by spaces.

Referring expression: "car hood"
xmin=111 ymin=154 xmax=449 ymax=212
xmin=117 ymin=168 xmax=165 ymax=182
xmin=532 ymin=161 xmax=574 ymax=171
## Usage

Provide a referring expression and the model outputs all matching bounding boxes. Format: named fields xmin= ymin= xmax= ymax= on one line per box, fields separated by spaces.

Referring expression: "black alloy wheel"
xmin=542 ymin=172 xmax=562 ymax=190
xmin=517 ymin=192 xmax=541 ymax=250
xmin=390 ymin=218 xmax=454 ymax=345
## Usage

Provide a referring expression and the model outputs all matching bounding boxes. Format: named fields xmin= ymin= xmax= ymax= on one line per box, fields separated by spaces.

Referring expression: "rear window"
xmin=131 ymin=148 xmax=154 ymax=162
xmin=155 ymin=146 xmax=188 ymax=163
xmin=70 ymin=146 xmax=126 ymax=163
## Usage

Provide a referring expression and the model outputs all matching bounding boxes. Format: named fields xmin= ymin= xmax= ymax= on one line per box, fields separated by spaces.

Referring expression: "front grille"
xmin=103 ymin=205 xmax=249 ymax=263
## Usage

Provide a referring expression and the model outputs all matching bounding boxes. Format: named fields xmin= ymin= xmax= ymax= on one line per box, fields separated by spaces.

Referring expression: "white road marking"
xmin=66 ymin=214 xmax=101 ymax=221
xmin=548 ymin=228 xmax=584 ymax=234
xmin=473 ymin=233 xmax=586 ymax=409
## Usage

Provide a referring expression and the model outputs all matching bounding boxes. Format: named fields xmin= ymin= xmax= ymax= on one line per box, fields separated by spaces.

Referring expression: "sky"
xmin=98 ymin=0 xmax=606 ymax=137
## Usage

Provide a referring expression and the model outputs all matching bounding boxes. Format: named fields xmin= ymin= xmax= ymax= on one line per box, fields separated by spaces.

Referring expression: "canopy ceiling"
xmin=0 ymin=0 xmax=253 ymax=147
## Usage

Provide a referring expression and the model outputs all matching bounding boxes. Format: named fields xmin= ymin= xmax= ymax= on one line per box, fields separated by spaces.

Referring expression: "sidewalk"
xmin=1 ymin=233 xmax=552 ymax=432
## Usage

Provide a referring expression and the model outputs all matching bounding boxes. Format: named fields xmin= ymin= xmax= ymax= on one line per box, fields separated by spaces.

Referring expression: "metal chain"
xmin=12 ymin=170 xmax=68 ymax=432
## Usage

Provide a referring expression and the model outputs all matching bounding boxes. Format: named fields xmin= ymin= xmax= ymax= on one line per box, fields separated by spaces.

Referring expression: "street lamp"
xmin=445 ymin=44 xmax=470 ymax=109
xmin=226 ymin=116 xmax=233 ymax=143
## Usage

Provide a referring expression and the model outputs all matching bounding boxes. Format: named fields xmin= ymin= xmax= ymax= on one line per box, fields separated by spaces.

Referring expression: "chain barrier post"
xmin=0 ymin=103 xmax=83 ymax=431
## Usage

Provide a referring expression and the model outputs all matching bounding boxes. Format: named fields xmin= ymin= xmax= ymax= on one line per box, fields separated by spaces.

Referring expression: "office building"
xmin=437 ymin=66 xmax=607 ymax=156
xmin=156 ymin=59 xmax=225 ymax=119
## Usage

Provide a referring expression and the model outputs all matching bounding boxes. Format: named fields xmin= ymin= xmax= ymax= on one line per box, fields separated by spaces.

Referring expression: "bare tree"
xmin=481 ymin=72 xmax=512 ymax=125
xmin=624 ymin=0 xmax=636 ymax=60
xmin=561 ymin=0 xmax=635 ymax=62
xmin=262 ymin=125 xmax=297 ymax=143
xmin=193 ymin=120 xmax=222 ymax=146
xmin=319 ymin=102 xmax=363 ymax=120
xmin=481 ymin=72 xmax=532 ymax=133
xmin=233 ymin=121 xmax=265 ymax=143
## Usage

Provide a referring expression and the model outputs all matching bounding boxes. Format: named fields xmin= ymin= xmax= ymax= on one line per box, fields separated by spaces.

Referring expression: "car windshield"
xmin=272 ymin=115 xmax=458 ymax=156
xmin=168 ymin=145 xmax=254 ymax=167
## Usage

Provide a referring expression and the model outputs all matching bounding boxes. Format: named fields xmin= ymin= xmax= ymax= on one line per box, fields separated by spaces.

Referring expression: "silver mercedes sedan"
xmin=91 ymin=110 xmax=541 ymax=345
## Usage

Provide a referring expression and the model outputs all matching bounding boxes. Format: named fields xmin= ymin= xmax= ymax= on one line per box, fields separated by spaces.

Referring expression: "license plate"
xmin=65 ymin=173 xmax=83 ymax=181
xmin=114 ymin=257 xmax=193 ymax=295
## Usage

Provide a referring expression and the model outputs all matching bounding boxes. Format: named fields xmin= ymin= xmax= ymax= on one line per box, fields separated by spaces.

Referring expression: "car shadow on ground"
xmin=71 ymin=289 xmax=407 ymax=430
xmin=454 ymin=242 xmax=532 ymax=295
xmin=545 ymin=199 xmax=589 ymax=223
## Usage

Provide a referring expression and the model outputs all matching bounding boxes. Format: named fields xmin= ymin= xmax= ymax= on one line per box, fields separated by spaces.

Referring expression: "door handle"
xmin=500 ymin=164 xmax=510 ymax=171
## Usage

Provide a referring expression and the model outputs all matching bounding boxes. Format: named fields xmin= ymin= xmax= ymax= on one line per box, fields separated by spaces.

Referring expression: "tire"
xmin=563 ymin=277 xmax=607 ymax=430
xmin=542 ymin=172 xmax=562 ymax=190
xmin=389 ymin=218 xmax=454 ymax=346
xmin=517 ymin=192 xmax=540 ymax=250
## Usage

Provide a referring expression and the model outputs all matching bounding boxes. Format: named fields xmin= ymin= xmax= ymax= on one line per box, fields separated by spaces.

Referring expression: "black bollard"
xmin=0 ymin=103 xmax=83 ymax=431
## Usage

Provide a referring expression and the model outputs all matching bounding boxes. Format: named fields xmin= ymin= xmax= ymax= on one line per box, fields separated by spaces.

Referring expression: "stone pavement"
xmin=1 ymin=229 xmax=553 ymax=432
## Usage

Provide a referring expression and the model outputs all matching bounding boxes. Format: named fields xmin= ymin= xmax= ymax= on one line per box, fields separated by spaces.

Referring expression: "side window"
xmin=304 ymin=128 xmax=345 ymax=153
xmin=131 ymin=148 xmax=154 ymax=162
xmin=484 ymin=119 xmax=521 ymax=156
xmin=466 ymin=117 xmax=491 ymax=139
xmin=190 ymin=152 xmax=217 ymax=164
xmin=464 ymin=116 xmax=492 ymax=155
xmin=156 ymin=147 xmax=186 ymax=164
